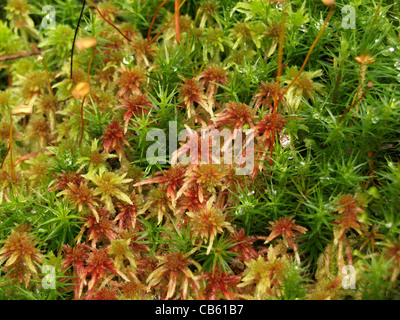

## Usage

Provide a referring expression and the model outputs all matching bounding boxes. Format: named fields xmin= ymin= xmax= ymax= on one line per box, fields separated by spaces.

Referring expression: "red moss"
xmin=101 ymin=120 xmax=130 ymax=160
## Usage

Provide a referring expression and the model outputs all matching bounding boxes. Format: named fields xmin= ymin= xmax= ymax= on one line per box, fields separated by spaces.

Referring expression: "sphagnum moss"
xmin=0 ymin=0 xmax=399 ymax=300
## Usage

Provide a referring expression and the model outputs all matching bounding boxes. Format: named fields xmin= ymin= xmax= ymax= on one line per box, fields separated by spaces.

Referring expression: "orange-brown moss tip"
xmin=72 ymin=81 xmax=91 ymax=99
xmin=0 ymin=225 xmax=43 ymax=275
xmin=321 ymin=0 xmax=335 ymax=7
xmin=75 ymin=37 xmax=98 ymax=51
xmin=355 ymin=53 xmax=376 ymax=64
